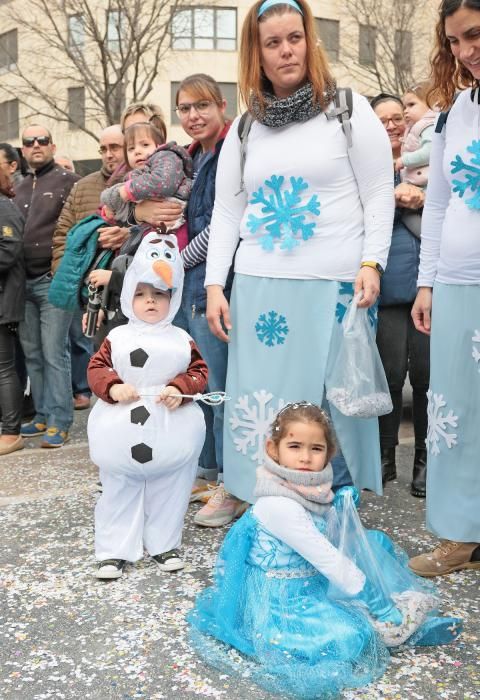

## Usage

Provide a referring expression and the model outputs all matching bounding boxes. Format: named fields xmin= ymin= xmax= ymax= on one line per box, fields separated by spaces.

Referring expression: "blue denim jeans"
xmin=18 ymin=273 xmax=73 ymax=431
xmin=175 ymin=273 xmax=228 ymax=480
xmin=69 ymin=309 xmax=93 ymax=397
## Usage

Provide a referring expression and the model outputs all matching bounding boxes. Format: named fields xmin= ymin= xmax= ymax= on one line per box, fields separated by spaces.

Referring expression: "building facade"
xmin=0 ymin=0 xmax=437 ymax=171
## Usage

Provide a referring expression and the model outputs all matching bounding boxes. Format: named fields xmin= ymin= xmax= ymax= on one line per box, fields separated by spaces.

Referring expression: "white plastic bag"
xmin=326 ymin=294 xmax=392 ymax=418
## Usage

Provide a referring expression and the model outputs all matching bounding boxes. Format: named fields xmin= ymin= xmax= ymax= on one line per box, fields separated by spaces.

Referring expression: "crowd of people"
xmin=1 ymin=0 xmax=479 ymax=697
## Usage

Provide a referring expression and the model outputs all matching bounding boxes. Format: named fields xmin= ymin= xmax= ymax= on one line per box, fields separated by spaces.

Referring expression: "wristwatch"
xmin=361 ymin=261 xmax=384 ymax=276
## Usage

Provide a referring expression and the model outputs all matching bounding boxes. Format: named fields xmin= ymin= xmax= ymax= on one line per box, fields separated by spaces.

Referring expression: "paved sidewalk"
xmin=0 ymin=410 xmax=479 ymax=700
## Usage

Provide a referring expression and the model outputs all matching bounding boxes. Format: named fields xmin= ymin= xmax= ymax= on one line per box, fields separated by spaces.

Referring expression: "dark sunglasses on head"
xmin=22 ymin=136 xmax=51 ymax=147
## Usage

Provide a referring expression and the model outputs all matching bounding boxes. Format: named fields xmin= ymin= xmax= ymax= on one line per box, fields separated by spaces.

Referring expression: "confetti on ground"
xmin=0 ymin=409 xmax=479 ymax=699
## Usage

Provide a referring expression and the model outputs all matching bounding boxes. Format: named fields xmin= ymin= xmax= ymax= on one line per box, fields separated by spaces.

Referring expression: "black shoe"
xmin=381 ymin=447 xmax=396 ymax=485
xmin=411 ymin=448 xmax=427 ymax=498
xmin=152 ymin=549 xmax=185 ymax=572
xmin=95 ymin=558 xmax=126 ymax=579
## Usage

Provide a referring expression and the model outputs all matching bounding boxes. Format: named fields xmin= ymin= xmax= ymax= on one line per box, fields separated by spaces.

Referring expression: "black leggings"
xmin=376 ymin=304 xmax=430 ymax=450
xmin=0 ymin=324 xmax=23 ymax=434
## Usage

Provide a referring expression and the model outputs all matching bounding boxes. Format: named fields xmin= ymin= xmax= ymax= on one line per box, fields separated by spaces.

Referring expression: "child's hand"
xmin=89 ymin=269 xmax=112 ymax=288
xmin=109 ymin=383 xmax=139 ymax=403
xmin=156 ymin=385 xmax=182 ymax=410
xmin=394 ymin=157 xmax=404 ymax=172
xmin=82 ymin=308 xmax=104 ymax=333
xmin=101 ymin=205 xmax=116 ymax=223
xmin=118 ymin=184 xmax=128 ymax=202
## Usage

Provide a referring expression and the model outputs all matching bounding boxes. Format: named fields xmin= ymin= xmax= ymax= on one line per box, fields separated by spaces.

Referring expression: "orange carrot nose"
xmin=152 ymin=260 xmax=173 ymax=288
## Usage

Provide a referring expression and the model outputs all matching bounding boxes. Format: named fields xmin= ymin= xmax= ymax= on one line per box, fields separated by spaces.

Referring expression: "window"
xmin=395 ymin=29 xmax=412 ymax=72
xmin=0 ymin=29 xmax=17 ymax=71
xmin=0 ymin=98 xmax=19 ymax=139
xmin=315 ymin=18 xmax=339 ymax=62
xmin=68 ymin=15 xmax=84 ymax=52
xmin=68 ymin=87 xmax=85 ymax=130
xmin=107 ymin=10 xmax=125 ymax=52
xmin=170 ymin=81 xmax=237 ymax=125
xmin=359 ymin=24 xmax=376 ymax=66
xmin=171 ymin=7 xmax=236 ymax=50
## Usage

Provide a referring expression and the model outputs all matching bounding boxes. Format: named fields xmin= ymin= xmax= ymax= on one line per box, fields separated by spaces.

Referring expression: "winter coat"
xmin=401 ymin=110 xmax=437 ymax=187
xmin=48 ymin=215 xmax=107 ymax=311
xmin=0 ymin=194 xmax=25 ymax=324
xmin=14 ymin=160 xmax=80 ymax=277
xmin=52 ymin=167 xmax=111 ymax=273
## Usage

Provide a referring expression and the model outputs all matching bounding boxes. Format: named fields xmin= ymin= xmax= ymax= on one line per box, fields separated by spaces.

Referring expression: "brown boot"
xmin=409 ymin=540 xmax=480 ymax=578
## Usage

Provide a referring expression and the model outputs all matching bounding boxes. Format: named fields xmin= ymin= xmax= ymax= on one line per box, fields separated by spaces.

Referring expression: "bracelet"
xmin=361 ymin=261 xmax=384 ymax=276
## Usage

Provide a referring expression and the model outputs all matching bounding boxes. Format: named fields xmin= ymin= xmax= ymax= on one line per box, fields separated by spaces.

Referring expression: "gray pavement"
xmin=0 ymin=408 xmax=479 ymax=700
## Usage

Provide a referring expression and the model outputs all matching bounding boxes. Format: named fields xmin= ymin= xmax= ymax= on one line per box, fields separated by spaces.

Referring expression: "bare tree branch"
xmin=0 ymin=0 xmax=192 ymax=140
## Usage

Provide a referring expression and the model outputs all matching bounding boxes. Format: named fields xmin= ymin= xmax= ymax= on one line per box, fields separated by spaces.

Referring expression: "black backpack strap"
xmin=435 ymin=110 xmax=450 ymax=134
xmin=237 ymin=111 xmax=254 ymax=195
xmin=325 ymin=87 xmax=353 ymax=148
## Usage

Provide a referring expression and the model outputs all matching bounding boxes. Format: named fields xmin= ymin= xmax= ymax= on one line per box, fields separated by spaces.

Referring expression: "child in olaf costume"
xmin=87 ymin=231 xmax=207 ymax=578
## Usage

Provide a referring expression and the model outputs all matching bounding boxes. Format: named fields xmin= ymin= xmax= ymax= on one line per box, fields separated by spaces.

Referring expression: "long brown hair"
xmin=239 ymin=0 xmax=334 ymax=114
xmin=429 ymin=0 xmax=480 ymax=108
xmin=175 ymin=73 xmax=225 ymax=107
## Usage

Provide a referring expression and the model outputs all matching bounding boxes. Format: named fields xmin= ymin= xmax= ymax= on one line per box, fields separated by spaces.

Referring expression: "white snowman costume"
xmin=88 ymin=232 xmax=207 ymax=562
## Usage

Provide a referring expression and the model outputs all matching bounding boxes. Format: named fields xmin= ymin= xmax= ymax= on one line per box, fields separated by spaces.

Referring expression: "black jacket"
xmin=0 ymin=194 xmax=25 ymax=324
xmin=15 ymin=160 xmax=80 ymax=277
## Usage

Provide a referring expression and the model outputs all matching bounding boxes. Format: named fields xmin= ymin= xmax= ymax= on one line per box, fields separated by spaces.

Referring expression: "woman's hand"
xmin=206 ymin=285 xmax=231 ymax=342
xmin=156 ymin=385 xmax=182 ymax=410
xmin=89 ymin=269 xmax=112 ymax=288
xmin=82 ymin=309 xmax=104 ymax=333
xmin=394 ymin=183 xmax=425 ymax=210
xmin=98 ymin=226 xmax=129 ymax=250
xmin=109 ymin=383 xmax=139 ymax=403
xmin=354 ymin=267 xmax=380 ymax=308
xmin=411 ymin=287 xmax=433 ymax=334
xmin=135 ymin=199 xmax=184 ymax=227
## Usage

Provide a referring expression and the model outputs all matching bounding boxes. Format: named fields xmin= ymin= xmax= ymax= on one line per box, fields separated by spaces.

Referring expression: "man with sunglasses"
xmin=15 ymin=124 xmax=80 ymax=448
xmin=51 ymin=125 xmax=125 ymax=412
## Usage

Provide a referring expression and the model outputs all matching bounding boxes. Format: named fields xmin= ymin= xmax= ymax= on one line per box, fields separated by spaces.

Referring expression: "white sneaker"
xmin=152 ymin=549 xmax=185 ymax=572
xmin=95 ymin=559 xmax=126 ymax=579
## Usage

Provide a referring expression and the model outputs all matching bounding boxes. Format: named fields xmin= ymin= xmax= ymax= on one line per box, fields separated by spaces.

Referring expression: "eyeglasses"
xmin=175 ymin=100 xmax=215 ymax=117
xmin=378 ymin=116 xmax=405 ymax=127
xmin=22 ymin=136 xmax=51 ymax=147
xmin=98 ymin=143 xmax=123 ymax=155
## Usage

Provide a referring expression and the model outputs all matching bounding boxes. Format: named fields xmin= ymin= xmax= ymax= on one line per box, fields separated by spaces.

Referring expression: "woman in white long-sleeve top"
xmin=409 ymin=0 xmax=480 ymax=578
xmin=205 ymin=0 xmax=394 ymax=504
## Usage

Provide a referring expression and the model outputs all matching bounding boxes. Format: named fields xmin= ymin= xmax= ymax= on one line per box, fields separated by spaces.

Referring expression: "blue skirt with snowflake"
xmin=426 ymin=282 xmax=480 ymax=542
xmin=223 ymin=274 xmax=383 ymax=503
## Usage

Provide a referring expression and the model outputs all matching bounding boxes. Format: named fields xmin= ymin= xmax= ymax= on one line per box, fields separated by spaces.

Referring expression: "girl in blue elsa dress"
xmin=188 ymin=403 xmax=462 ymax=699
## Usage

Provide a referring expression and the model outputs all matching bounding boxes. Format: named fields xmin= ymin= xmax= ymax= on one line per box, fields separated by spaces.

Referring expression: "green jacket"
xmin=48 ymin=214 xmax=108 ymax=311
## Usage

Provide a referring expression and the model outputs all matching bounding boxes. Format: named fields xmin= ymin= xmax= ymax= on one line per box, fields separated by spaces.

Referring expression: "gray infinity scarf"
xmin=254 ymin=452 xmax=334 ymax=514
xmin=249 ymin=80 xmax=337 ymax=128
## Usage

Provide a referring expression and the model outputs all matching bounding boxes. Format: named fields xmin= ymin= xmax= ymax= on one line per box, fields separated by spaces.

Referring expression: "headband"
xmin=258 ymin=0 xmax=303 ymax=17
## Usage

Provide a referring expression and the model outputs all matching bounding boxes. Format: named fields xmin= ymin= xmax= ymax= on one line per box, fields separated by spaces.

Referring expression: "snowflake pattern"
xmin=450 ymin=141 xmax=480 ymax=209
xmin=229 ymin=389 xmax=286 ymax=465
xmin=255 ymin=310 xmax=289 ymax=347
xmin=472 ymin=330 xmax=480 ymax=372
xmin=335 ymin=282 xmax=378 ymax=328
xmin=426 ymin=390 xmax=459 ymax=456
xmin=246 ymin=175 xmax=320 ymax=251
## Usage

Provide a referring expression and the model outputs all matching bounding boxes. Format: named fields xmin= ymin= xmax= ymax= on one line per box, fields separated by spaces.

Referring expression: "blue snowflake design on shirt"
xmin=255 ymin=310 xmax=289 ymax=347
xmin=335 ymin=282 xmax=377 ymax=328
xmin=247 ymin=175 xmax=320 ymax=251
xmin=451 ymin=141 xmax=480 ymax=209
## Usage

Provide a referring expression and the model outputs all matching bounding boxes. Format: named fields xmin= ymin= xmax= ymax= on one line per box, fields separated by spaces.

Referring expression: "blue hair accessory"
xmin=258 ymin=0 xmax=303 ymax=18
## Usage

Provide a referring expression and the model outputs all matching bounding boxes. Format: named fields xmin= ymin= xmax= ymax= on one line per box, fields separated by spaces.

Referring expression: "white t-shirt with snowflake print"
xmin=419 ymin=88 xmax=480 ymax=287
xmin=205 ymin=92 xmax=394 ymax=286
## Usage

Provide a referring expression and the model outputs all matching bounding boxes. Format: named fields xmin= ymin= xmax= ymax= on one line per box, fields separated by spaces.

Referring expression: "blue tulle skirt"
xmin=188 ymin=503 xmax=458 ymax=700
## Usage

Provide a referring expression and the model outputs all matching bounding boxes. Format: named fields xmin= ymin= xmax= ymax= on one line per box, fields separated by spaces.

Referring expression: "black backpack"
xmin=236 ymin=87 xmax=354 ymax=193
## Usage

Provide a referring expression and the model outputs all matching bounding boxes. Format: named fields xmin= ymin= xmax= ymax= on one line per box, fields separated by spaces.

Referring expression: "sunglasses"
xmin=22 ymin=136 xmax=51 ymax=147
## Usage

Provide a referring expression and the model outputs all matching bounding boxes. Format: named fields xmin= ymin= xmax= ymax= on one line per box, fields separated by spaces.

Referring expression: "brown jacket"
xmin=87 ymin=336 xmax=208 ymax=404
xmin=52 ymin=167 xmax=110 ymax=273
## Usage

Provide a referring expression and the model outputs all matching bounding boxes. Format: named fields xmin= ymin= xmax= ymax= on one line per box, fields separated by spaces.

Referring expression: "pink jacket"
xmin=401 ymin=110 xmax=437 ymax=187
